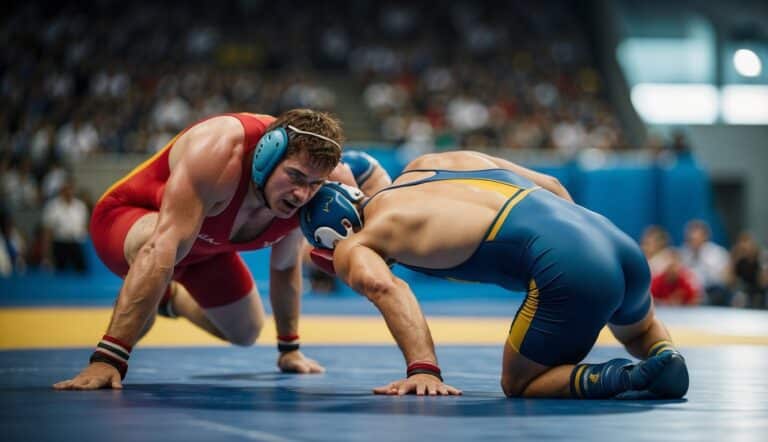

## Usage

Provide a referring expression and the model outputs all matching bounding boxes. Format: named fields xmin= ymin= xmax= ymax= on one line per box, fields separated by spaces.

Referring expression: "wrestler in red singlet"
xmin=90 ymin=113 xmax=294 ymax=308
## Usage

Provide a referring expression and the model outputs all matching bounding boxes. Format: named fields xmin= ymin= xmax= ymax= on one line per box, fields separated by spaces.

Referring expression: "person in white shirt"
xmin=679 ymin=220 xmax=732 ymax=305
xmin=42 ymin=181 xmax=89 ymax=273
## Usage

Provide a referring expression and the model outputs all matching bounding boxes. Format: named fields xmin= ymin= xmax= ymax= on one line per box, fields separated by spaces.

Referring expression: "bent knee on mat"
xmin=500 ymin=374 xmax=532 ymax=398
xmin=213 ymin=306 xmax=266 ymax=347
xmin=223 ymin=320 xmax=264 ymax=347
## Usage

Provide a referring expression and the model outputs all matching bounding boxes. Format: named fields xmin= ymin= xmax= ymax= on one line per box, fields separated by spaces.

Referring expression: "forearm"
xmin=483 ymin=153 xmax=573 ymax=202
xmin=549 ymin=182 xmax=574 ymax=202
xmin=270 ymin=265 xmax=302 ymax=337
xmin=368 ymin=280 xmax=437 ymax=364
xmin=106 ymin=248 xmax=174 ymax=345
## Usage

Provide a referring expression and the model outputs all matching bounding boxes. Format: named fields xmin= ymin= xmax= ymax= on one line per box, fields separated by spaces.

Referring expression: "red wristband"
xmin=101 ymin=334 xmax=133 ymax=352
xmin=277 ymin=334 xmax=300 ymax=352
xmin=407 ymin=361 xmax=443 ymax=381
xmin=90 ymin=335 xmax=133 ymax=379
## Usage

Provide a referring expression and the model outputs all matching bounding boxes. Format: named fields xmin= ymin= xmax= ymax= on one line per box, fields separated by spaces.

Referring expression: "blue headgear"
xmin=342 ymin=150 xmax=379 ymax=185
xmin=299 ymin=182 xmax=365 ymax=249
xmin=251 ymin=125 xmax=342 ymax=188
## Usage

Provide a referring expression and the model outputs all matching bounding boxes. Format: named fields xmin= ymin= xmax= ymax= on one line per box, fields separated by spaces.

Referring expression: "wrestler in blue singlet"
xmin=363 ymin=169 xmax=652 ymax=366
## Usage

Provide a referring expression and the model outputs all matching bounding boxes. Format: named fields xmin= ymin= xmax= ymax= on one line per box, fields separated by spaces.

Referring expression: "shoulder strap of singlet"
xmin=359 ymin=169 xmax=443 ymax=212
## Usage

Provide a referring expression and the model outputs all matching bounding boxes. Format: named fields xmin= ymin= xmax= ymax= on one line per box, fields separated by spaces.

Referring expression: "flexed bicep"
xmin=153 ymin=166 xmax=210 ymax=264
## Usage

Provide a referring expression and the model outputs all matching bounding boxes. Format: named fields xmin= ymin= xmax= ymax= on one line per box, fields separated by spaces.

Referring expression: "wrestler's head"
xmin=255 ymin=109 xmax=344 ymax=218
xmin=299 ymin=182 xmax=365 ymax=249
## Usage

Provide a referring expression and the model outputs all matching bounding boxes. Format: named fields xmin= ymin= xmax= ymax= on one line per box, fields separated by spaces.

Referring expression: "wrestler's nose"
xmin=293 ymin=184 xmax=311 ymax=204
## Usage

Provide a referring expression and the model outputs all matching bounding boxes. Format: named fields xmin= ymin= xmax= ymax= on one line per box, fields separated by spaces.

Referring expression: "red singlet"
xmin=90 ymin=113 xmax=297 ymax=308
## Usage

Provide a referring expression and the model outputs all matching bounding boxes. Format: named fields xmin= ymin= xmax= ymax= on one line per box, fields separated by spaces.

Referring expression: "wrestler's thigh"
xmin=176 ymin=253 xmax=266 ymax=345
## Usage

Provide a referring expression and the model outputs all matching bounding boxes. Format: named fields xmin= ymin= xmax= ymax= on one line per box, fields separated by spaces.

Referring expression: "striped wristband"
xmin=407 ymin=361 xmax=443 ymax=381
xmin=89 ymin=335 xmax=132 ymax=379
xmin=277 ymin=334 xmax=300 ymax=353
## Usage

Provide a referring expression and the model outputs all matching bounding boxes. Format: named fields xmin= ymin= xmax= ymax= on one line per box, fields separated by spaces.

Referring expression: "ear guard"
xmin=251 ymin=125 xmax=343 ymax=188
xmin=251 ymin=127 xmax=289 ymax=188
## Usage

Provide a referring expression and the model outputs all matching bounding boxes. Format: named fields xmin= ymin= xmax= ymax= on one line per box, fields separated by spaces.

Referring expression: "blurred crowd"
xmin=642 ymin=221 xmax=768 ymax=309
xmin=0 ymin=0 xmax=626 ymax=277
xmin=353 ymin=2 xmax=628 ymax=155
xmin=1 ymin=1 xmax=631 ymax=166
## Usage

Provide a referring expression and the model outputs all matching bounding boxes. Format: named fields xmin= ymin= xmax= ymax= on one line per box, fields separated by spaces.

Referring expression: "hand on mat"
xmin=278 ymin=350 xmax=325 ymax=374
xmin=53 ymin=362 xmax=122 ymax=390
xmin=373 ymin=374 xmax=463 ymax=396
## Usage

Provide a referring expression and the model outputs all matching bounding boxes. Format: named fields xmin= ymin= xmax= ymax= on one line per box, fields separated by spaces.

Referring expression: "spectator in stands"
xmin=56 ymin=117 xmax=100 ymax=163
xmin=650 ymin=249 xmax=700 ymax=306
xmin=0 ymin=208 xmax=27 ymax=275
xmin=679 ymin=220 xmax=731 ymax=306
xmin=640 ymin=225 xmax=675 ymax=277
xmin=41 ymin=159 xmax=70 ymax=201
xmin=1 ymin=157 xmax=39 ymax=210
xmin=41 ymin=180 xmax=89 ymax=274
xmin=25 ymin=223 xmax=53 ymax=271
xmin=669 ymin=131 xmax=694 ymax=162
xmin=727 ymin=232 xmax=768 ymax=309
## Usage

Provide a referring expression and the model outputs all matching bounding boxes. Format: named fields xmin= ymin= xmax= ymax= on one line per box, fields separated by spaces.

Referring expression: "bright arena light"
xmin=733 ymin=49 xmax=762 ymax=77
xmin=631 ymin=83 xmax=718 ymax=124
xmin=722 ymin=85 xmax=768 ymax=124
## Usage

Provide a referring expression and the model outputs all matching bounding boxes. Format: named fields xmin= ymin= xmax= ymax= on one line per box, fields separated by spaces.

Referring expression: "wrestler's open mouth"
xmin=283 ymin=199 xmax=297 ymax=211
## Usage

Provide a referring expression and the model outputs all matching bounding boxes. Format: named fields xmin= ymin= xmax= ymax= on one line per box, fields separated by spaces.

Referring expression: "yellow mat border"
xmin=1 ymin=308 xmax=767 ymax=349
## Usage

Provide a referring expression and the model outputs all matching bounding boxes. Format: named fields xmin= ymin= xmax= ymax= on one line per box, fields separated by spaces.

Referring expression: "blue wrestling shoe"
xmin=572 ymin=352 xmax=689 ymax=399
xmin=644 ymin=352 xmax=689 ymax=399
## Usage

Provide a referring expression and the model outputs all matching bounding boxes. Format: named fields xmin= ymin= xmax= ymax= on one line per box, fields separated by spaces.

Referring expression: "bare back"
xmin=358 ymin=152 xmax=526 ymax=269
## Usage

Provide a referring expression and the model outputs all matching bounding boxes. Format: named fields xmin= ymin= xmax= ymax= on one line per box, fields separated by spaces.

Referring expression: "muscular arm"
xmin=269 ymin=229 xmax=304 ymax=338
xmin=474 ymin=152 xmax=573 ymax=202
xmin=270 ymin=229 xmax=325 ymax=373
xmin=335 ymin=237 xmax=437 ymax=365
xmin=105 ymin=166 xmax=208 ymax=345
xmin=54 ymin=117 xmax=247 ymax=390
xmin=407 ymin=151 xmax=573 ymax=202
xmin=107 ymin=117 xmax=245 ymax=346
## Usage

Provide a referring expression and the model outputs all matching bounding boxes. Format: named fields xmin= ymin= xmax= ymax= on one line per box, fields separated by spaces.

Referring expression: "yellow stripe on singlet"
xmin=486 ymin=187 xmax=540 ymax=241
xmin=95 ymin=133 xmax=182 ymax=204
xmin=507 ymin=279 xmax=540 ymax=352
xmin=423 ymin=178 xmax=539 ymax=243
xmin=446 ymin=178 xmax=524 ymax=198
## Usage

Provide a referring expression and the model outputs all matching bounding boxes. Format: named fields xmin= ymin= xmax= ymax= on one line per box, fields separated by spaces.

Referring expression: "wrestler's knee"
xmin=500 ymin=373 xmax=529 ymax=398
xmin=225 ymin=309 xmax=265 ymax=347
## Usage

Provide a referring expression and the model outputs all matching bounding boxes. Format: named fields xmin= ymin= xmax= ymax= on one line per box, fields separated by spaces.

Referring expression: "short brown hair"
xmin=267 ymin=109 xmax=344 ymax=171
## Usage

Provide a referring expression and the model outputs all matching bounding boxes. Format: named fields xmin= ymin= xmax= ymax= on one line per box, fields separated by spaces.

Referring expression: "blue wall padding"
xmin=1 ymin=149 xmax=725 ymax=303
xmin=575 ymin=166 xmax=657 ymax=241
xmin=657 ymin=161 xmax=727 ymax=246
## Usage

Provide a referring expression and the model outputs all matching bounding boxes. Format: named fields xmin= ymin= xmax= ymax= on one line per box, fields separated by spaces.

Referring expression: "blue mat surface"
xmin=2 ymin=345 xmax=766 ymax=442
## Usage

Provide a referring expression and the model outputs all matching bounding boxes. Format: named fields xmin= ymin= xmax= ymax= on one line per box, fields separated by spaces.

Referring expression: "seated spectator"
xmin=679 ymin=220 xmax=732 ymax=306
xmin=0 ymin=208 xmax=26 ymax=275
xmin=0 ymin=234 xmax=11 ymax=277
xmin=727 ymin=232 xmax=768 ymax=309
xmin=640 ymin=225 xmax=675 ymax=277
xmin=650 ymin=249 xmax=700 ymax=306
xmin=1 ymin=158 xmax=39 ymax=210
xmin=41 ymin=181 xmax=89 ymax=274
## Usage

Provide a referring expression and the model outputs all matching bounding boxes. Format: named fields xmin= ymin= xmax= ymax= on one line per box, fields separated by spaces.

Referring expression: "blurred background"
xmin=1 ymin=0 xmax=767 ymax=310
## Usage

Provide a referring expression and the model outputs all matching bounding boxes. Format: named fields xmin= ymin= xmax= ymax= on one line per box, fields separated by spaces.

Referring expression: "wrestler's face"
xmin=265 ymin=152 xmax=333 ymax=218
